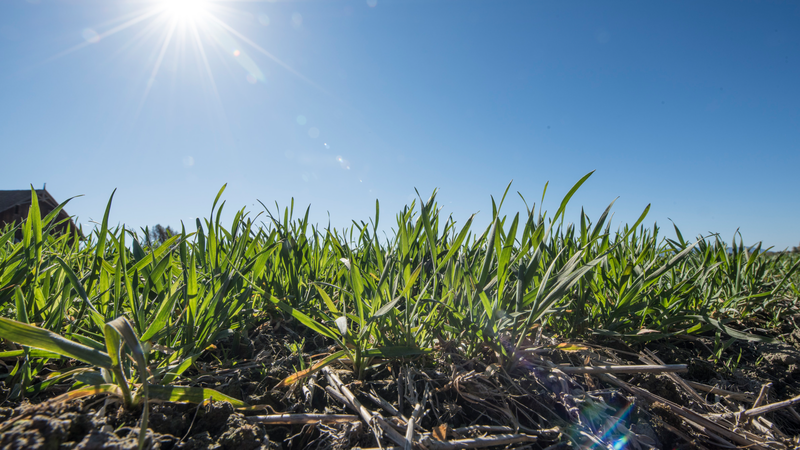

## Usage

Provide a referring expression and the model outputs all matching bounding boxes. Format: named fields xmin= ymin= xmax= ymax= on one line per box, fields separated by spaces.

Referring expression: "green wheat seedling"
xmin=0 ymin=315 xmax=247 ymax=449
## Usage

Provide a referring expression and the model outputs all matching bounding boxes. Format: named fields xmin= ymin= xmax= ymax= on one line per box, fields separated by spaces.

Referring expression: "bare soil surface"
xmin=3 ymin=313 xmax=800 ymax=449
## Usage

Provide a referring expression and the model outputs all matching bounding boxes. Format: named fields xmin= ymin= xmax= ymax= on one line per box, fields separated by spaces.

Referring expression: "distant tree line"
xmin=143 ymin=224 xmax=176 ymax=247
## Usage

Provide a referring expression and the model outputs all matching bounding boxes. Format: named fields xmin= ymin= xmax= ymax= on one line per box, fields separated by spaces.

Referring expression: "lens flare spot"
xmin=336 ymin=156 xmax=350 ymax=170
xmin=233 ymin=49 xmax=240 ymax=57
xmin=82 ymin=28 xmax=100 ymax=43
xmin=324 ymin=143 xmax=329 ymax=149
xmin=246 ymin=74 xmax=257 ymax=84
xmin=182 ymin=156 xmax=195 ymax=167
xmin=296 ymin=115 xmax=307 ymax=125
xmin=291 ymin=12 xmax=303 ymax=28
xmin=308 ymin=127 xmax=319 ymax=138
xmin=257 ymin=13 xmax=270 ymax=26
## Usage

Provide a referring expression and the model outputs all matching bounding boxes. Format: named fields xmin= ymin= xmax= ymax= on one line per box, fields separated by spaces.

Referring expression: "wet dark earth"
xmin=3 ymin=314 xmax=800 ymax=449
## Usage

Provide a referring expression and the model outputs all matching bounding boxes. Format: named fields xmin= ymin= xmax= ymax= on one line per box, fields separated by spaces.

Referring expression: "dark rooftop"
xmin=0 ymin=189 xmax=47 ymax=213
xmin=0 ymin=189 xmax=83 ymax=240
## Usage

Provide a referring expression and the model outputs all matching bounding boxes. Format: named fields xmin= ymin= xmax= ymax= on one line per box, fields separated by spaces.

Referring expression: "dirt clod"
xmin=218 ymin=414 xmax=268 ymax=450
xmin=0 ymin=415 xmax=69 ymax=450
xmin=74 ymin=428 xmax=142 ymax=450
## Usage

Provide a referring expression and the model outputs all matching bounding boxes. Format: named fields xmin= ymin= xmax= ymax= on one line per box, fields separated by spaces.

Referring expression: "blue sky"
xmin=1 ymin=0 xmax=798 ymax=249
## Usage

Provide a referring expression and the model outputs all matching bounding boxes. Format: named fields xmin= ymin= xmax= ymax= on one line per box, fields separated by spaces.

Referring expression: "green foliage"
xmin=0 ymin=315 xmax=244 ymax=450
xmin=1 ymin=178 xmax=798 ymax=410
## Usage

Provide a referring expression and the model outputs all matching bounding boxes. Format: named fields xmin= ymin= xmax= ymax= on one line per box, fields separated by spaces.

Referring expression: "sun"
xmin=51 ymin=0 xmax=324 ymax=121
xmin=162 ymin=0 xmax=209 ymax=22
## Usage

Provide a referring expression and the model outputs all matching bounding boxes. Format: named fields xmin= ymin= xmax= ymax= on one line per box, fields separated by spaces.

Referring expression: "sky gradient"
xmin=1 ymin=0 xmax=798 ymax=249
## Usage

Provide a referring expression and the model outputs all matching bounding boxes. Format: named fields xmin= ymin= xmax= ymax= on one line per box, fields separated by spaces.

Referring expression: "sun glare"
xmin=49 ymin=0 xmax=325 ymax=126
xmin=163 ymin=0 xmax=208 ymax=21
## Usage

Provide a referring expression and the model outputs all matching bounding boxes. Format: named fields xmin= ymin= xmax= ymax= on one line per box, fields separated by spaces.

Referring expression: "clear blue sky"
xmin=1 ymin=0 xmax=798 ymax=249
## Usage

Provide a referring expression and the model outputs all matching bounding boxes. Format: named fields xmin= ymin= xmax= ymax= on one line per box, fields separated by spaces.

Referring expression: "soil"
xmin=3 ymin=313 xmax=800 ymax=449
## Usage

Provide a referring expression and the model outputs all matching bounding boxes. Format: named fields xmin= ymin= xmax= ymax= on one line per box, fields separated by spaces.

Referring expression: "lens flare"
xmin=82 ymin=28 xmax=100 ymax=43
xmin=291 ymin=12 xmax=303 ymax=28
